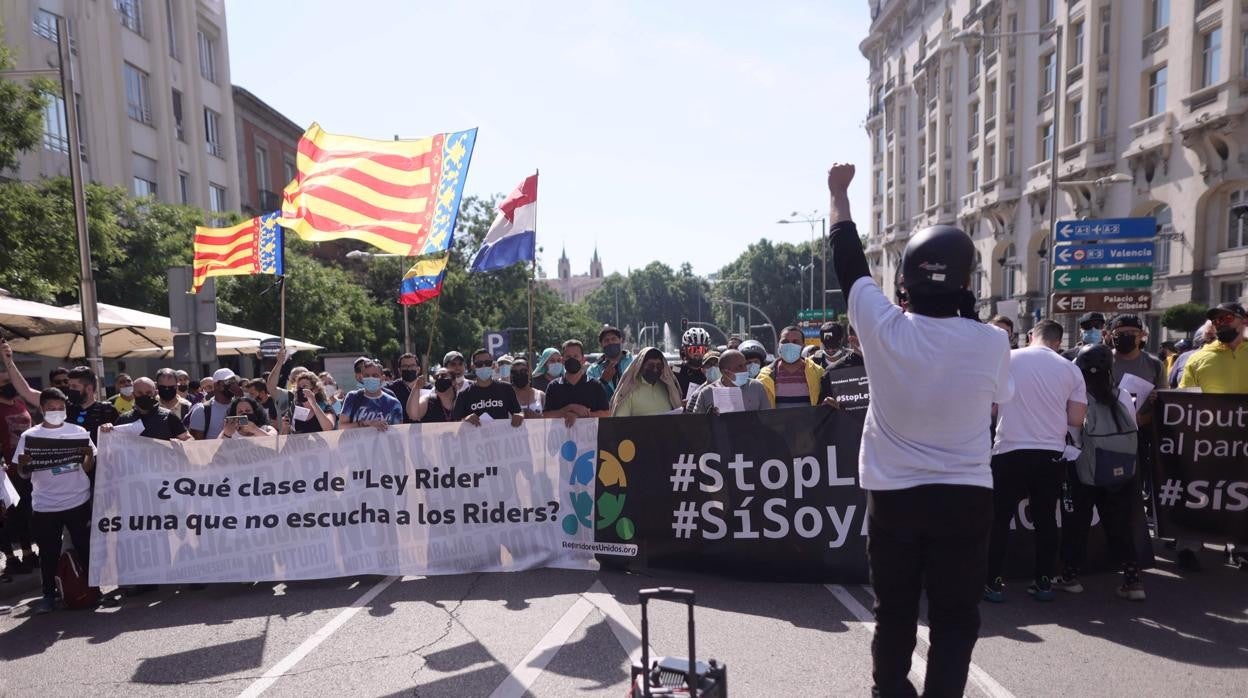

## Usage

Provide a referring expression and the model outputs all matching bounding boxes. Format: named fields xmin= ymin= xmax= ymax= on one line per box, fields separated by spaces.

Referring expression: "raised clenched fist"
xmin=827 ymin=163 xmax=856 ymax=194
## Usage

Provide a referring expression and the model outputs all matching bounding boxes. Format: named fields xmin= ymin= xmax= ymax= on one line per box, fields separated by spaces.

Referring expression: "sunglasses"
xmin=686 ymin=346 xmax=708 ymax=358
xmin=1212 ymin=313 xmax=1243 ymax=325
xmin=473 ymin=361 xmax=493 ymax=368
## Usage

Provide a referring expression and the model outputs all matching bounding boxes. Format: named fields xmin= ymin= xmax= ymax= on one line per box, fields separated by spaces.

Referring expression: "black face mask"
xmin=1112 ymin=335 xmax=1139 ymax=354
xmin=66 ymin=388 xmax=84 ymax=405
xmin=0 ymin=384 xmax=17 ymax=400
xmin=564 ymin=358 xmax=583 ymax=375
xmin=685 ymin=357 xmax=702 ymax=369
xmin=512 ymin=372 xmax=530 ymax=388
xmin=157 ymin=385 xmax=178 ymax=401
xmin=642 ymin=368 xmax=661 ymax=384
xmin=135 ymin=395 xmax=159 ymax=411
xmin=1216 ymin=326 xmax=1240 ymax=344
xmin=603 ymin=343 xmax=622 ymax=359
xmin=401 ymin=369 xmax=421 ymax=383
xmin=434 ymin=378 xmax=453 ymax=393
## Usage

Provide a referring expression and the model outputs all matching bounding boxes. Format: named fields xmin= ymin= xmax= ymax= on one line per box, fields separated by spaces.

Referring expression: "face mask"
xmin=1081 ymin=329 xmax=1101 ymax=345
xmin=434 ymin=377 xmax=453 ymax=393
xmin=158 ymin=385 xmax=178 ymax=401
xmin=498 ymin=365 xmax=511 ymax=380
xmin=747 ymin=363 xmax=761 ymax=378
xmin=704 ymin=367 xmax=722 ymax=384
xmin=44 ymin=410 xmax=66 ymax=426
xmin=778 ymin=343 xmax=803 ymax=363
xmin=685 ymin=357 xmax=703 ymax=368
xmin=135 ymin=395 xmax=159 ymax=411
xmin=177 ymin=384 xmax=188 ymax=393
xmin=0 ymin=384 xmax=17 ymax=400
xmin=547 ymin=363 xmax=565 ymax=378
xmin=1216 ymin=326 xmax=1240 ymax=344
xmin=604 ymin=343 xmax=622 ymax=359
xmin=732 ymin=372 xmax=750 ymax=387
xmin=1112 ymin=335 xmax=1138 ymax=354
xmin=401 ymin=369 xmax=420 ymax=383
xmin=564 ymin=358 xmax=583 ymax=375
xmin=361 ymin=377 xmax=382 ymax=393
xmin=66 ymin=388 xmax=83 ymax=405
xmin=119 ymin=386 xmax=134 ymax=397
xmin=512 ymin=372 xmax=530 ymax=388
xmin=642 ymin=368 xmax=661 ymax=384
xmin=475 ymin=367 xmax=494 ymax=382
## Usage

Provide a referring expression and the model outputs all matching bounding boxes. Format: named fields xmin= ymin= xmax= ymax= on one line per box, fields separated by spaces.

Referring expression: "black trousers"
xmin=1 ymin=474 xmax=35 ymax=554
xmin=868 ymin=485 xmax=993 ymax=698
xmin=986 ymin=450 xmax=1063 ymax=583
xmin=32 ymin=500 xmax=92 ymax=598
xmin=1060 ymin=464 xmax=1140 ymax=573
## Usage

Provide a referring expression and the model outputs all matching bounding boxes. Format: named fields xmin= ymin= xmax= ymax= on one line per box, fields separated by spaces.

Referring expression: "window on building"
xmin=1201 ymin=27 xmax=1222 ymax=88
xmin=1099 ymin=8 xmax=1112 ymax=56
xmin=123 ymin=63 xmax=152 ymax=125
xmin=874 ymin=211 xmax=883 ymax=237
xmin=970 ymin=160 xmax=979 ymax=190
xmin=1097 ymin=88 xmax=1110 ymax=137
xmin=986 ymin=82 xmax=997 ymax=118
xmin=255 ymin=145 xmax=269 ymax=193
xmin=943 ymin=167 xmax=952 ymax=202
xmin=171 ymin=89 xmax=184 ymax=141
xmin=973 ymin=252 xmax=985 ymax=299
xmin=1243 ymin=32 xmax=1248 ymax=78
xmin=1152 ymin=204 xmax=1172 ymax=275
xmin=178 ymin=171 xmax=190 ymax=205
xmin=874 ymin=169 xmax=883 ymax=194
xmin=969 ymin=46 xmax=979 ymax=93
xmin=165 ymin=0 xmax=179 ymax=59
xmin=1006 ymin=136 xmax=1015 ymax=175
xmin=970 ymin=104 xmax=979 ymax=136
xmin=1228 ymin=190 xmax=1248 ymax=248
xmin=1006 ymin=71 xmax=1016 ymax=111
xmin=283 ymin=158 xmax=296 ymax=186
xmin=115 ymin=0 xmax=142 ymax=34
xmin=1148 ymin=66 xmax=1167 ymax=116
xmin=985 ymin=144 xmax=996 ymax=181
xmin=1041 ymin=122 xmax=1054 ymax=161
xmin=1002 ymin=243 xmax=1018 ymax=297
xmin=197 ymin=29 xmax=218 ymax=83
xmin=1070 ymin=99 xmax=1083 ymax=143
xmin=874 ymin=129 xmax=883 ymax=158
xmin=1223 ymin=281 xmax=1245 ymax=303
xmin=41 ymin=93 xmax=69 ymax=153
xmin=1041 ymin=0 xmax=1056 ymax=25
xmin=133 ymin=176 xmax=156 ymax=197
xmin=204 ymin=108 xmax=223 ymax=157
xmin=1151 ymin=0 xmax=1169 ymax=32
xmin=1071 ymin=21 xmax=1084 ymax=66
xmin=1042 ymin=53 xmax=1056 ymax=95
xmin=33 ymin=8 xmax=60 ymax=41
xmin=132 ymin=153 xmax=157 ymax=198
xmin=209 ymin=183 xmax=227 ymax=222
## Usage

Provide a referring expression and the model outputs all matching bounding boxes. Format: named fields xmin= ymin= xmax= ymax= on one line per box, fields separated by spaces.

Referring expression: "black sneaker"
xmin=983 ymin=577 xmax=1006 ymax=603
xmin=1051 ymin=572 xmax=1084 ymax=593
xmin=1177 ymin=549 xmax=1203 ymax=572
xmin=1027 ymin=577 xmax=1056 ymax=602
xmin=32 ymin=596 xmax=55 ymax=615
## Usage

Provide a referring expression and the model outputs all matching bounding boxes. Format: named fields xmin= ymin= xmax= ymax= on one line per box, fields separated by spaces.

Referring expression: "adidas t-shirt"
xmin=452 ymin=381 xmax=522 ymax=421
xmin=13 ymin=423 xmax=96 ymax=512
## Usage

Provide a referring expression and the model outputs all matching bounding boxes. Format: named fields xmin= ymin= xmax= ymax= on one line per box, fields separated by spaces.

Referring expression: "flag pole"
xmin=425 ymin=296 xmax=440 ymax=362
xmin=279 ymin=275 xmax=287 ymax=347
xmin=528 ymin=169 xmax=538 ymax=362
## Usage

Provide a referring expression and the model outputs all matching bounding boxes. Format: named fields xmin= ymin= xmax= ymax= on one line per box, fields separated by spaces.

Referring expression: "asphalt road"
xmin=1 ymin=543 xmax=1245 ymax=697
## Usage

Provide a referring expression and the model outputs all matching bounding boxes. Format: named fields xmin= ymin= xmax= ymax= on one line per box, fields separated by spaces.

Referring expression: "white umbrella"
xmin=128 ymin=338 xmax=323 ymax=359
xmin=0 ymin=296 xmax=103 ymax=340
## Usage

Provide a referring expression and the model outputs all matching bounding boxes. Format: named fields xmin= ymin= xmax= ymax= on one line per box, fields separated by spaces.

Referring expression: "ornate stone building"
xmin=544 ymin=248 xmax=605 ymax=303
xmin=862 ymin=0 xmax=1248 ymax=338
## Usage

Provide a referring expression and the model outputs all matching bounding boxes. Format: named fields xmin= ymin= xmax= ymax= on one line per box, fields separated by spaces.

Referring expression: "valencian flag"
xmin=400 ymin=254 xmax=449 ymax=306
xmin=280 ymin=123 xmax=477 ymax=257
xmin=191 ymin=212 xmax=284 ymax=293
xmin=470 ymin=173 xmax=537 ymax=272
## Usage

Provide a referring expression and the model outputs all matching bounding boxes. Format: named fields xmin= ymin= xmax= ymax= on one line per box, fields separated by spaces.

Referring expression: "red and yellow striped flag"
xmin=191 ymin=212 xmax=284 ymax=293
xmin=280 ymin=123 xmax=477 ymax=256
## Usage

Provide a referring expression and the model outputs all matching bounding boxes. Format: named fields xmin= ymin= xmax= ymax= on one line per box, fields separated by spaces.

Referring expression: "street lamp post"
xmin=778 ymin=213 xmax=828 ymax=317
xmin=709 ymin=278 xmax=753 ymax=336
xmin=346 ymin=250 xmax=411 ymax=354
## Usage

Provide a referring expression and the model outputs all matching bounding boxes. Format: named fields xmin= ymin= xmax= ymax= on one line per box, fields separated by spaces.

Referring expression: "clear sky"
xmin=225 ymin=0 xmax=872 ymax=278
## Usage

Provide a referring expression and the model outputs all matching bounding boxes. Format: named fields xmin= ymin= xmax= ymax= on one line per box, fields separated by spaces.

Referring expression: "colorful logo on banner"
xmin=559 ymin=439 xmax=635 ymax=540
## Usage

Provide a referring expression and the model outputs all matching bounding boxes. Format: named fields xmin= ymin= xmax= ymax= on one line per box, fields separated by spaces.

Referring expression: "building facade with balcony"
xmin=1 ymin=0 xmax=241 ymax=218
xmin=861 ymin=0 xmax=1248 ymax=339
xmin=232 ymin=85 xmax=302 ymax=218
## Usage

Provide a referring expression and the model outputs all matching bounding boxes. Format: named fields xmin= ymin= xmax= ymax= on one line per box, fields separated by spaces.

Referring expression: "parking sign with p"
xmin=484 ymin=330 xmax=510 ymax=358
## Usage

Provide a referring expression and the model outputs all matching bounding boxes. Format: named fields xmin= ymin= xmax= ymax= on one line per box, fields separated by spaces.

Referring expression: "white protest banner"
xmin=89 ymin=419 xmax=613 ymax=586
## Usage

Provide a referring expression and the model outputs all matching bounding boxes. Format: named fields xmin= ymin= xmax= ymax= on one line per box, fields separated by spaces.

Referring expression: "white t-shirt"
xmin=848 ymin=277 xmax=1014 ymax=490
xmin=13 ymin=423 xmax=96 ymax=512
xmin=993 ymin=345 xmax=1088 ymax=455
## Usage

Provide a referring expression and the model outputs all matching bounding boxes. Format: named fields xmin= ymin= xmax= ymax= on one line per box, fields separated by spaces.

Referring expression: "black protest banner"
xmin=596 ymin=407 xmax=870 ymax=582
xmin=22 ymin=436 xmax=91 ymax=472
xmin=1153 ymin=391 xmax=1248 ymax=543
xmin=824 ymin=366 xmax=869 ymax=411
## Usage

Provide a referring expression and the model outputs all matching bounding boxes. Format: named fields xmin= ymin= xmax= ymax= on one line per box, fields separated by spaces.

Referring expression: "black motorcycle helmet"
xmin=1074 ymin=343 xmax=1114 ymax=375
xmin=901 ymin=225 xmax=975 ymax=294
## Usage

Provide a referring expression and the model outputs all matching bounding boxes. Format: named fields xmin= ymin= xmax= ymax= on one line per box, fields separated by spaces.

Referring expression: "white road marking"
xmin=236 ymin=575 xmax=399 ymax=698
xmin=826 ymin=584 xmax=927 ymax=688
xmin=583 ymin=581 xmax=656 ymax=667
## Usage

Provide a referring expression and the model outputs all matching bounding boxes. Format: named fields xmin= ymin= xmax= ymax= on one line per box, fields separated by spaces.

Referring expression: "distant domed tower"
xmin=590 ymin=247 xmax=603 ymax=278
xmin=558 ymin=247 xmax=571 ymax=280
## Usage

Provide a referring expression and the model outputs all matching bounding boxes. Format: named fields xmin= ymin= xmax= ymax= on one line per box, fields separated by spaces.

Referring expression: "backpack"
xmin=1075 ymin=391 xmax=1138 ymax=487
xmin=56 ymin=549 xmax=100 ymax=609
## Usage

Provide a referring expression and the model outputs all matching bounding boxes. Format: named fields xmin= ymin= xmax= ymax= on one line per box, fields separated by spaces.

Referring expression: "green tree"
xmin=581 ymin=262 xmax=711 ymax=348
xmin=1162 ymin=302 xmax=1208 ymax=336
xmin=0 ymin=28 xmax=52 ymax=173
xmin=711 ymin=239 xmax=818 ymax=345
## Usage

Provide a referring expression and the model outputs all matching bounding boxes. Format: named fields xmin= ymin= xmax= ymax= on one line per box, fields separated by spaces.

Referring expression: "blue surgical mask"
xmin=1081 ymin=329 xmax=1101 ymax=345
xmin=361 ymin=377 xmax=382 ymax=393
xmin=704 ymin=367 xmax=722 ymax=384
xmin=546 ymin=363 xmax=565 ymax=378
xmin=475 ymin=367 xmax=494 ymax=382
xmin=778 ymin=343 xmax=803 ymax=363
xmin=732 ymin=372 xmax=749 ymax=387
xmin=747 ymin=363 xmax=761 ymax=378
xmin=498 ymin=364 xmax=511 ymax=380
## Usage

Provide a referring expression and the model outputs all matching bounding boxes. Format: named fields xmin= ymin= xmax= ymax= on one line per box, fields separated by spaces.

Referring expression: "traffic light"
xmin=680 ymin=317 xmax=689 ymax=332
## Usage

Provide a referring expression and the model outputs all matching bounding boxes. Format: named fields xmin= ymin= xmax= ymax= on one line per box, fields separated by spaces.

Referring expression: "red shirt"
xmin=0 ymin=399 xmax=33 ymax=462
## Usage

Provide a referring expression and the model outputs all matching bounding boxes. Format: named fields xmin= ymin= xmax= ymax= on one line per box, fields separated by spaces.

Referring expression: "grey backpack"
xmin=1075 ymin=393 xmax=1138 ymax=487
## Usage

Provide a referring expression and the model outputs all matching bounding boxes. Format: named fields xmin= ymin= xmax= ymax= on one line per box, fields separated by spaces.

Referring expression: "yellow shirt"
xmin=1179 ymin=342 xmax=1248 ymax=394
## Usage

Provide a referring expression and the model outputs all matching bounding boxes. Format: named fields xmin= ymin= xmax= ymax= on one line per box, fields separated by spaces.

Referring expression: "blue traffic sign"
xmin=1055 ymin=217 xmax=1156 ymax=242
xmin=1053 ymin=241 xmax=1155 ymax=267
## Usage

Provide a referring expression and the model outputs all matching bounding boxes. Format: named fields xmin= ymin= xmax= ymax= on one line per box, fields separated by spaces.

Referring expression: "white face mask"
xmin=120 ymin=386 xmax=134 ymax=397
xmin=324 ymin=384 xmax=337 ymax=395
xmin=44 ymin=410 xmax=67 ymax=426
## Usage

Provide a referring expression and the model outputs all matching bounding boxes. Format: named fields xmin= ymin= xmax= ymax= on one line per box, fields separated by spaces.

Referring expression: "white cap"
xmin=212 ymin=368 xmax=236 ymax=382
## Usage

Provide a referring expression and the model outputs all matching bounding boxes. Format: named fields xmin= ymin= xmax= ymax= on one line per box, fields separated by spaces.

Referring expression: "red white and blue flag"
xmin=470 ymin=173 xmax=537 ymax=273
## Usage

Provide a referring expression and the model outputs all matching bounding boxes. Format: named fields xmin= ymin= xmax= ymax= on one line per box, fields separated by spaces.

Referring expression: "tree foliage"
xmin=1161 ymin=302 xmax=1209 ymax=335
xmin=0 ymin=29 xmax=52 ymax=174
xmin=581 ymin=262 xmax=711 ymax=348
